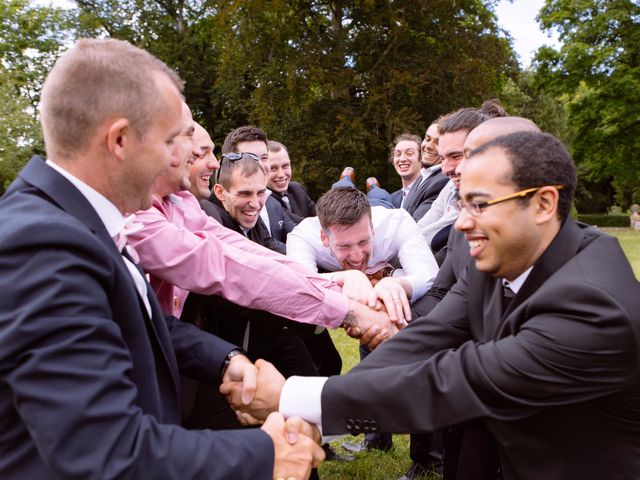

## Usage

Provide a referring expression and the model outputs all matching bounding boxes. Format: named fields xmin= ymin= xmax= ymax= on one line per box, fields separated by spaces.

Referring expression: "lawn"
xmin=319 ymin=228 xmax=640 ymax=479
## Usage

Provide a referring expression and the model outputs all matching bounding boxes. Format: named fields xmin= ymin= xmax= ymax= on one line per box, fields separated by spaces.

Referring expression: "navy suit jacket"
xmin=322 ymin=219 xmax=640 ymax=479
xmin=404 ymin=169 xmax=449 ymax=220
xmin=0 ymin=157 xmax=273 ymax=479
xmin=265 ymin=195 xmax=297 ymax=242
xmin=270 ymin=181 xmax=316 ymax=223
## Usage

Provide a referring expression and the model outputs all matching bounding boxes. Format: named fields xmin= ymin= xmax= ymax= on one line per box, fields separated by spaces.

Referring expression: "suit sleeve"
xmin=0 ymin=222 xmax=273 ymax=480
xmin=321 ymin=267 xmax=639 ymax=435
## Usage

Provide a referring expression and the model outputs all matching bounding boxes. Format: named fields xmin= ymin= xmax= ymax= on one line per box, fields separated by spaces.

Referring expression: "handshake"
xmin=219 ymin=299 xmax=402 ymax=480
xmin=221 ymin=356 xmax=320 ymax=480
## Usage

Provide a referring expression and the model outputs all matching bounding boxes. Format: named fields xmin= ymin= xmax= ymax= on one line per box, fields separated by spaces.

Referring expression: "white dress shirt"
xmin=286 ymin=206 xmax=438 ymax=302
xmin=416 ymin=180 xmax=459 ymax=245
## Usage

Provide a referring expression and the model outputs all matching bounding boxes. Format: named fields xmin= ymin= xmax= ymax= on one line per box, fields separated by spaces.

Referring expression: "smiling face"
xmin=393 ymin=139 xmax=422 ymax=185
xmin=421 ymin=123 xmax=440 ymax=167
xmin=268 ymin=148 xmax=292 ymax=193
xmin=188 ymin=123 xmax=218 ymax=200
xmin=215 ymin=168 xmax=268 ymax=229
xmin=439 ymin=129 xmax=468 ymax=189
xmin=320 ymin=215 xmax=374 ymax=272
xmin=454 ymin=147 xmax=543 ymax=281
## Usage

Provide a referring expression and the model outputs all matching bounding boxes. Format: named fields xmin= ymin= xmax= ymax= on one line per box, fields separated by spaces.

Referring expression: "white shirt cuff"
xmin=279 ymin=375 xmax=328 ymax=428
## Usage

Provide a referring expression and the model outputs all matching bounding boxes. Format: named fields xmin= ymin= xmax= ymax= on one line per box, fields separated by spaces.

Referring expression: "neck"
xmin=401 ymin=173 xmax=419 ymax=188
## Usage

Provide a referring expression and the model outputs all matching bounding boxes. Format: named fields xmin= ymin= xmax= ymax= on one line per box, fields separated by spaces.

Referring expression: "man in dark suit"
xmin=402 ymin=122 xmax=449 ymax=221
xmin=220 ymin=126 xmax=297 ymax=242
xmin=389 ymin=133 xmax=423 ymax=209
xmin=267 ymin=140 xmax=316 ymax=222
xmin=227 ymin=131 xmax=640 ymax=480
xmin=0 ymin=38 xmax=322 ymax=480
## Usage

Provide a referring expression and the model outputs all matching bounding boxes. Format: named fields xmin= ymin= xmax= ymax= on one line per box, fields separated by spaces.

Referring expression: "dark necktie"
xmin=502 ymin=284 xmax=515 ymax=316
xmin=281 ymin=193 xmax=292 ymax=211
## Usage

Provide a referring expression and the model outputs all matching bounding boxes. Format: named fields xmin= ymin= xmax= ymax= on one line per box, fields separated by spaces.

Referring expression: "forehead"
xmin=395 ymin=139 xmax=420 ymax=151
xmin=439 ymin=129 xmax=468 ymax=154
xmin=425 ymin=123 xmax=439 ymax=138
xmin=193 ymin=125 xmax=213 ymax=147
xmin=463 ymin=125 xmax=498 ymax=152
xmin=236 ymin=140 xmax=267 ymax=156
xmin=460 ymin=147 xmax=512 ymax=195
xmin=327 ymin=216 xmax=372 ymax=242
xmin=180 ymin=102 xmax=193 ymax=128
xmin=228 ymin=169 xmax=266 ymax=190
xmin=269 ymin=149 xmax=290 ymax=164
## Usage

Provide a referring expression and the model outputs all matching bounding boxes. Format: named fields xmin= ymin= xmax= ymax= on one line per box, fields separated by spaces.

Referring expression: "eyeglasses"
xmin=216 ymin=152 xmax=261 ymax=182
xmin=456 ymin=185 xmax=564 ymax=218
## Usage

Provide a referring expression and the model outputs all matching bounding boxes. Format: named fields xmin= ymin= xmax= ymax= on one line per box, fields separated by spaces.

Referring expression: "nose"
xmin=208 ymin=154 xmax=220 ymax=171
xmin=349 ymin=247 xmax=365 ymax=263
xmin=454 ymin=208 xmax=474 ymax=232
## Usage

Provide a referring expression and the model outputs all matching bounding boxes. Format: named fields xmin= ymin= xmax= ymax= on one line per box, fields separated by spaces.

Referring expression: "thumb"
xmin=283 ymin=416 xmax=305 ymax=444
xmin=241 ymin=364 xmax=256 ymax=405
xmin=367 ymin=289 xmax=378 ymax=309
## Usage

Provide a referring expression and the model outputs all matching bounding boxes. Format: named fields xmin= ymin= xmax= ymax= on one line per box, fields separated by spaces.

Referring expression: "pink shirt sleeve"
xmin=129 ymin=192 xmax=347 ymax=328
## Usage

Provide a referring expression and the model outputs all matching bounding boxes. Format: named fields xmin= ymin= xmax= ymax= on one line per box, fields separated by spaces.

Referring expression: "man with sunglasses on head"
xmin=224 ymin=131 xmax=640 ymax=480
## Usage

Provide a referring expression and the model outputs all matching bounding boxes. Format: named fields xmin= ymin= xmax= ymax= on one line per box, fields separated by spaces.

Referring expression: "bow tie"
xmin=113 ymin=214 xmax=144 ymax=263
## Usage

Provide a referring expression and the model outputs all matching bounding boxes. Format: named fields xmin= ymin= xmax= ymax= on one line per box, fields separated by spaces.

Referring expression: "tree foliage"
xmin=533 ymin=0 xmax=640 ymax=207
xmin=0 ymin=0 xmax=75 ymax=192
xmin=72 ymin=0 xmax=515 ymax=196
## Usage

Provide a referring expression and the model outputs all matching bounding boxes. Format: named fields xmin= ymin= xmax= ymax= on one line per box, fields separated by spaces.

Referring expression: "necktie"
xmin=502 ymin=283 xmax=515 ymax=316
xmin=281 ymin=193 xmax=292 ymax=211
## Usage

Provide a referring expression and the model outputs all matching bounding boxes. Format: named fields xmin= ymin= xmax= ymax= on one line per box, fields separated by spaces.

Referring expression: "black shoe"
xmin=322 ymin=444 xmax=355 ymax=462
xmin=341 ymin=439 xmax=393 ymax=453
xmin=397 ymin=462 xmax=434 ymax=480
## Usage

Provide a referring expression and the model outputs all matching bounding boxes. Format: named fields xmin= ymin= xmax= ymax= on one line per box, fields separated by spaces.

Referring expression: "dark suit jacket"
xmin=265 ymin=195 xmax=297 ymax=243
xmin=404 ymin=169 xmax=449 ymax=221
xmin=390 ymin=188 xmax=402 ymax=208
xmin=270 ymin=182 xmax=316 ymax=223
xmin=0 ymin=156 xmax=273 ymax=479
xmin=321 ymin=219 xmax=640 ymax=480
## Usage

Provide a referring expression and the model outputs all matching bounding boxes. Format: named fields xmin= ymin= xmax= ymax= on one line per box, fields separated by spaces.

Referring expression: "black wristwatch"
xmin=220 ymin=348 xmax=246 ymax=379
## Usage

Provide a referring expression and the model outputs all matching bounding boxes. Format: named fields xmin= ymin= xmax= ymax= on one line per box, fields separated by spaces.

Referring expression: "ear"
xmin=213 ymin=183 xmax=226 ymax=203
xmin=320 ymin=228 xmax=330 ymax=248
xmin=533 ymin=186 xmax=560 ymax=225
xmin=106 ymin=118 xmax=131 ymax=161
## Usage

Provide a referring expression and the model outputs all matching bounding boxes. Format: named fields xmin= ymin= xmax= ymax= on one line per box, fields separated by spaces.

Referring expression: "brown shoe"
xmin=340 ymin=166 xmax=356 ymax=183
xmin=366 ymin=177 xmax=380 ymax=192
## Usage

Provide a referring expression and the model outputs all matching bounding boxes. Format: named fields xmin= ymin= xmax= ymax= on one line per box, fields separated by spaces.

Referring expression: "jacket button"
xmin=354 ymin=419 xmax=362 ymax=430
xmin=346 ymin=419 xmax=354 ymax=430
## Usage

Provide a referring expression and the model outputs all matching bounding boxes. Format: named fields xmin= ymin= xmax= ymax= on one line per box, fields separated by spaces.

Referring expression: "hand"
xmin=262 ymin=413 xmax=325 ymax=480
xmin=221 ymin=353 xmax=257 ymax=406
xmin=373 ymin=277 xmax=412 ymax=326
xmin=359 ymin=320 xmax=401 ymax=350
xmin=343 ymin=300 xmax=396 ymax=349
xmin=326 ymin=270 xmax=377 ymax=307
xmin=220 ymin=359 xmax=285 ymax=424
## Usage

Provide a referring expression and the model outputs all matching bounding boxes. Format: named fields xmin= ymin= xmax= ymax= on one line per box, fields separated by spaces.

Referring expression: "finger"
xmin=359 ymin=325 xmax=381 ymax=346
xmin=400 ymin=293 xmax=412 ymax=323
xmin=219 ymin=381 xmax=243 ymax=406
xmin=378 ymin=290 xmax=399 ymax=322
xmin=240 ymin=364 xmax=256 ymax=405
xmin=367 ymin=289 xmax=378 ymax=309
xmin=362 ymin=328 xmax=389 ymax=349
xmin=311 ymin=441 xmax=326 ymax=467
xmin=284 ymin=416 xmax=306 ymax=444
xmin=235 ymin=410 xmax=263 ymax=426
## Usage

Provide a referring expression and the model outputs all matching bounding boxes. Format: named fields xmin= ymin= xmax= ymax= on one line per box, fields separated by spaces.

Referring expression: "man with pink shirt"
xmin=128 ymin=104 xmax=392 ymax=342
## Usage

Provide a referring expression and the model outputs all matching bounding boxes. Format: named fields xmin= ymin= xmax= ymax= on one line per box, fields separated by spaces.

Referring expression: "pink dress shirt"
xmin=129 ymin=191 xmax=347 ymax=328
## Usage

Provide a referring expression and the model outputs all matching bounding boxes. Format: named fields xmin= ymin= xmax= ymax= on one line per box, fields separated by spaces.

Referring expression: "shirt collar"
xmin=420 ymin=164 xmax=442 ymax=180
xmin=46 ymin=159 xmax=125 ymax=239
xmin=502 ymin=266 xmax=533 ymax=294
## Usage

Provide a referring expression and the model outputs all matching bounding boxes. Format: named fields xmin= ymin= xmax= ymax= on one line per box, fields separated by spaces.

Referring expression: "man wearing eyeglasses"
xmin=224 ymin=131 xmax=640 ymax=480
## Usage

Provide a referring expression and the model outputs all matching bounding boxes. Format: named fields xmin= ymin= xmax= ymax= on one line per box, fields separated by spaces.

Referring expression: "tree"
xmin=0 ymin=0 xmax=75 ymax=192
xmin=533 ymin=0 xmax=640 ymax=208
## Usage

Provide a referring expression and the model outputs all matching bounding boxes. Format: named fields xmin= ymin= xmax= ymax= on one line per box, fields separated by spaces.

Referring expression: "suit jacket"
xmin=265 ymin=195 xmax=297 ymax=242
xmin=270 ymin=181 xmax=316 ymax=223
xmin=404 ymin=168 xmax=449 ymax=221
xmin=201 ymin=196 xmax=286 ymax=254
xmin=390 ymin=189 xmax=402 ymax=208
xmin=0 ymin=156 xmax=273 ymax=479
xmin=321 ymin=219 xmax=640 ymax=480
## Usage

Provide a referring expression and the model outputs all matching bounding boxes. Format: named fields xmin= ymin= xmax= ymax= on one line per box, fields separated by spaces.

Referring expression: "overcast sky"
xmin=495 ymin=0 xmax=561 ymax=68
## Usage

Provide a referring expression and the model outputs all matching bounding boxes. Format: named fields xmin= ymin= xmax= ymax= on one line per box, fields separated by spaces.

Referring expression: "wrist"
xmin=220 ymin=348 xmax=246 ymax=379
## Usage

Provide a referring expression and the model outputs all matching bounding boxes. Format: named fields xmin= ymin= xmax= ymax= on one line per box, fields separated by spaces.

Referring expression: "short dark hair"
xmin=216 ymin=154 xmax=264 ymax=190
xmin=469 ymin=132 xmax=576 ymax=221
xmin=268 ymin=140 xmax=288 ymax=153
xmin=222 ymin=125 xmax=268 ymax=154
xmin=438 ymin=100 xmax=507 ymax=136
xmin=390 ymin=133 xmax=422 ymax=163
xmin=316 ymin=187 xmax=371 ymax=231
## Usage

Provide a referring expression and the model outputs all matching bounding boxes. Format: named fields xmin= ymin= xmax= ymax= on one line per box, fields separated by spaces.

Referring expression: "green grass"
xmin=319 ymin=228 xmax=640 ymax=479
